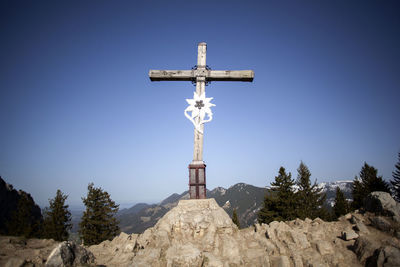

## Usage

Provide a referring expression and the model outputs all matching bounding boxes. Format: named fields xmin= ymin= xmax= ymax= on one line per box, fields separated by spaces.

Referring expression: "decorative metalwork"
xmin=184 ymin=91 xmax=215 ymax=134
xmin=191 ymin=65 xmax=212 ymax=86
xmin=195 ymin=100 xmax=205 ymax=109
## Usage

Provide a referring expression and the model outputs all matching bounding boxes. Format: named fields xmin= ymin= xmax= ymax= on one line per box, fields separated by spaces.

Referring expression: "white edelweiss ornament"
xmin=184 ymin=91 xmax=215 ymax=134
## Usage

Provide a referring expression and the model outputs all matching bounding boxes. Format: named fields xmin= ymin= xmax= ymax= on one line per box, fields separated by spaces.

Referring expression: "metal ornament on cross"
xmin=149 ymin=42 xmax=254 ymax=199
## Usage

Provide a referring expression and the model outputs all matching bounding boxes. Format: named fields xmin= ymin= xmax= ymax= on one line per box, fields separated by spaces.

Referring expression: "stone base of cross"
xmin=149 ymin=42 xmax=254 ymax=199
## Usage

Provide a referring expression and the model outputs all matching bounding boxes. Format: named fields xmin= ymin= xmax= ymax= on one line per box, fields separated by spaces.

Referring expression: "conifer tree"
xmin=333 ymin=187 xmax=349 ymax=219
xmin=295 ymin=162 xmax=326 ymax=220
xmin=232 ymin=208 xmax=240 ymax=229
xmin=43 ymin=190 xmax=72 ymax=241
xmin=257 ymin=191 xmax=278 ymax=224
xmin=390 ymin=152 xmax=400 ymax=202
xmin=7 ymin=193 xmax=42 ymax=238
xmin=258 ymin=167 xmax=296 ymax=224
xmin=352 ymin=162 xmax=390 ymax=209
xmin=79 ymin=183 xmax=120 ymax=245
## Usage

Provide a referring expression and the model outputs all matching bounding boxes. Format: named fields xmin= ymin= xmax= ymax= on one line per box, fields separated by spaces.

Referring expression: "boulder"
xmin=341 ymin=229 xmax=359 ymax=240
xmin=354 ymin=221 xmax=370 ymax=234
xmin=88 ymin=232 xmax=138 ymax=266
xmin=45 ymin=241 xmax=94 ymax=267
xmin=364 ymin=192 xmax=400 ymax=221
xmin=375 ymin=246 xmax=400 ymax=267
xmin=370 ymin=216 xmax=393 ymax=233
xmin=0 ymin=236 xmax=59 ymax=266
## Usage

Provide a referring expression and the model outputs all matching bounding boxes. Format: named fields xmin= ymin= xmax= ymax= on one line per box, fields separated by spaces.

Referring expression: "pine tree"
xmin=258 ymin=167 xmax=296 ymax=224
xmin=257 ymin=191 xmax=278 ymax=224
xmin=43 ymin=190 xmax=72 ymax=241
xmin=232 ymin=208 xmax=240 ymax=229
xmin=295 ymin=162 xmax=326 ymax=220
xmin=390 ymin=152 xmax=400 ymax=202
xmin=7 ymin=193 xmax=42 ymax=238
xmin=352 ymin=162 xmax=390 ymax=209
xmin=333 ymin=187 xmax=349 ymax=219
xmin=79 ymin=183 xmax=120 ymax=245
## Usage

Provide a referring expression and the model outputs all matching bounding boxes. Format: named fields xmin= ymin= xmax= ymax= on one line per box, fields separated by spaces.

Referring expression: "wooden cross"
xmin=149 ymin=42 xmax=254 ymax=199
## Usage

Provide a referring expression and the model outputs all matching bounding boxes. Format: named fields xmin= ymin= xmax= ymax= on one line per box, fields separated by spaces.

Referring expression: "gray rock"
xmin=165 ymin=244 xmax=203 ymax=266
xmin=353 ymin=235 xmax=380 ymax=263
xmin=370 ymin=216 xmax=392 ymax=232
xmin=292 ymin=254 xmax=304 ymax=267
xmin=316 ymin=240 xmax=334 ymax=255
xmin=344 ymin=213 xmax=352 ymax=220
xmin=350 ymin=214 xmax=364 ymax=224
xmin=375 ymin=245 xmax=400 ymax=267
xmin=4 ymin=258 xmax=26 ymax=267
xmin=45 ymin=241 xmax=94 ymax=267
xmin=395 ymin=231 xmax=400 ymax=239
xmin=341 ymin=229 xmax=359 ymax=240
xmin=354 ymin=221 xmax=370 ymax=234
xmin=364 ymin=192 xmax=400 ymax=220
xmin=277 ymin=255 xmax=290 ymax=267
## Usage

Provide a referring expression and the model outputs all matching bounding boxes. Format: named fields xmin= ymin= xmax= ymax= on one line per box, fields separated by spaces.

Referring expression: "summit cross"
xmin=149 ymin=42 xmax=254 ymax=199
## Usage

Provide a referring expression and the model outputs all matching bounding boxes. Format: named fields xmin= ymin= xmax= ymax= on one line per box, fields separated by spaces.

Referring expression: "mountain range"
xmin=115 ymin=180 xmax=353 ymax=234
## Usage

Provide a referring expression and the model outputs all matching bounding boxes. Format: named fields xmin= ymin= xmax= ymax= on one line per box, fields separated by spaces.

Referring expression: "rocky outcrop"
xmin=365 ymin=191 xmax=400 ymax=222
xmin=0 ymin=236 xmax=94 ymax=267
xmin=89 ymin=232 xmax=138 ymax=266
xmin=0 ymin=236 xmax=58 ymax=266
xmin=0 ymin=176 xmax=43 ymax=234
xmin=45 ymin=241 xmax=94 ymax=267
xmin=353 ymin=232 xmax=400 ymax=266
xmin=1 ymin=191 xmax=399 ymax=266
xmin=90 ymin=198 xmax=388 ymax=267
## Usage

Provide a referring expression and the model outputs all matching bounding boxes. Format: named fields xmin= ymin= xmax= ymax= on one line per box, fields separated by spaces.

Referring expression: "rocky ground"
xmin=0 ymin=237 xmax=58 ymax=266
xmin=0 ymin=191 xmax=399 ymax=267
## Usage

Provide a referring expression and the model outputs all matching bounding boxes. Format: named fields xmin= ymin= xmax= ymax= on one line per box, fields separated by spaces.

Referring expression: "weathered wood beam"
xmin=208 ymin=70 xmax=254 ymax=82
xmin=149 ymin=70 xmax=193 ymax=81
xmin=149 ymin=69 xmax=254 ymax=82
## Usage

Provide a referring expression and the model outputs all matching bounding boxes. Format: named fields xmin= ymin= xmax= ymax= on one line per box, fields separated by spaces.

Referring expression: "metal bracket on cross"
xmin=184 ymin=91 xmax=215 ymax=134
xmin=191 ymin=65 xmax=212 ymax=86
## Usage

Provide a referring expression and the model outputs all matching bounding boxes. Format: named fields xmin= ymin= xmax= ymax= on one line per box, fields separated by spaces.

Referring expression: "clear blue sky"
xmin=1 ymin=0 xmax=399 ymax=208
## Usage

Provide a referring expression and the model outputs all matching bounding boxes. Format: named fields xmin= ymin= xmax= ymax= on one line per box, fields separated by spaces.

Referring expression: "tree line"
xmin=4 ymin=183 xmax=119 ymax=245
xmin=6 ymin=152 xmax=400 ymax=241
xmin=256 ymin=152 xmax=400 ymax=225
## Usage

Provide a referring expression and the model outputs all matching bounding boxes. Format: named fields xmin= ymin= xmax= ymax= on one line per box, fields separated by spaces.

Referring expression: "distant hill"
xmin=208 ymin=183 xmax=267 ymax=228
xmin=116 ymin=181 xmax=354 ymax=234
xmin=118 ymin=203 xmax=151 ymax=216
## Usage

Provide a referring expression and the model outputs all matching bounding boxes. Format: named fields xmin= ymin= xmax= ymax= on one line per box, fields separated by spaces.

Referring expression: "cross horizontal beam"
xmin=208 ymin=70 xmax=254 ymax=82
xmin=149 ymin=69 xmax=254 ymax=82
xmin=149 ymin=70 xmax=193 ymax=81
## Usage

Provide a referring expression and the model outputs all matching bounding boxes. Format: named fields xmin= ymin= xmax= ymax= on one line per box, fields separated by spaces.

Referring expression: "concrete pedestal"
xmin=188 ymin=163 xmax=206 ymax=199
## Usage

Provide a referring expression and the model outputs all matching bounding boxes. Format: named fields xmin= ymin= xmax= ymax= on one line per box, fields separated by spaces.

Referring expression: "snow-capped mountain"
xmin=318 ymin=180 xmax=353 ymax=206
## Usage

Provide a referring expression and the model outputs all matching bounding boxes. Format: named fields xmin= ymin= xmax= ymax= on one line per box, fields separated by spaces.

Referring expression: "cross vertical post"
xmin=189 ymin=43 xmax=207 ymax=199
xmin=193 ymin=42 xmax=206 ymax=163
xmin=149 ymin=42 xmax=254 ymax=199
